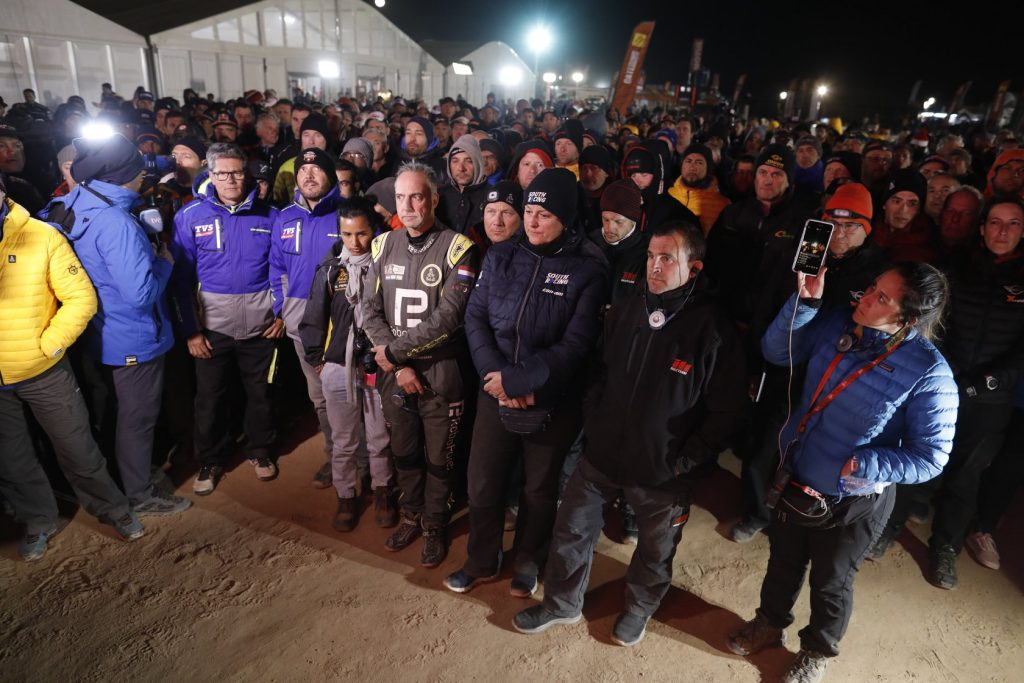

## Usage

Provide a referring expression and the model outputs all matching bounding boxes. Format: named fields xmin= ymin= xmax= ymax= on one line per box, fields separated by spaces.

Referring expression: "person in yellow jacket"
xmin=273 ymin=112 xmax=331 ymax=205
xmin=667 ymin=143 xmax=731 ymax=235
xmin=0 ymin=181 xmax=144 ymax=561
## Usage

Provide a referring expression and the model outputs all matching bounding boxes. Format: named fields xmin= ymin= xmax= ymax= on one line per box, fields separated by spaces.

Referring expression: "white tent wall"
xmin=442 ymin=42 xmax=534 ymax=107
xmin=0 ymin=0 xmax=148 ymax=111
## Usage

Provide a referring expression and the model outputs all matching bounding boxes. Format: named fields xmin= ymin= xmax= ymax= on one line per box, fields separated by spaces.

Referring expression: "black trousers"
xmin=978 ymin=407 xmax=1024 ymax=533
xmin=463 ymin=391 xmax=582 ymax=578
xmin=756 ymin=485 xmax=895 ymax=657
xmin=194 ymin=331 xmax=276 ymax=465
xmin=541 ymin=458 xmax=690 ymax=620
xmin=737 ymin=369 xmax=790 ymax=525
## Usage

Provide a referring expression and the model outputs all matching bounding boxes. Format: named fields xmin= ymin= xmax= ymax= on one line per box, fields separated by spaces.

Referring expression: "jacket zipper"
xmin=627 ymin=327 xmax=655 ymax=407
xmin=513 ymin=251 xmax=543 ymax=363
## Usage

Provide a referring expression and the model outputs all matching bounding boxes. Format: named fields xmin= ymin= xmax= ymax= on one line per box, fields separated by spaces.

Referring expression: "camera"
xmin=353 ymin=328 xmax=377 ymax=374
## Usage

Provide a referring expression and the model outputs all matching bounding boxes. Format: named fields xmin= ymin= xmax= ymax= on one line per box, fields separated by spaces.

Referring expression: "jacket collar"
xmin=291 ymin=182 xmax=341 ymax=216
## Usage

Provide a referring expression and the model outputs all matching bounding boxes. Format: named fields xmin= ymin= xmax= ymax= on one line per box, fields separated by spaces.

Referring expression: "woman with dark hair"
xmin=727 ymin=262 xmax=959 ymax=683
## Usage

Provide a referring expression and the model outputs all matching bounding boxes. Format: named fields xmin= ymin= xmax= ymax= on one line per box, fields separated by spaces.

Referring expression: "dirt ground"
xmin=2 ymin=428 xmax=1023 ymax=683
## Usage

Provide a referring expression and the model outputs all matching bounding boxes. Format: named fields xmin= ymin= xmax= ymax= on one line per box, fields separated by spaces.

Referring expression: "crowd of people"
xmin=2 ymin=82 xmax=1023 ymax=683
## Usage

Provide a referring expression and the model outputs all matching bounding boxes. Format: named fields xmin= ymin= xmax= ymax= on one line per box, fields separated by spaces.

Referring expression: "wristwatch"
xmin=984 ymin=375 xmax=999 ymax=391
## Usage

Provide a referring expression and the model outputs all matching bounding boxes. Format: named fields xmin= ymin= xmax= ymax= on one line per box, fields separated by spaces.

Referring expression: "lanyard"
xmin=795 ymin=329 xmax=907 ymax=435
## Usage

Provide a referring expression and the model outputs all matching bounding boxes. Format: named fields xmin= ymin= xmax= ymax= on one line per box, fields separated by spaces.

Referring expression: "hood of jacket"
xmin=448 ymin=135 xmax=487 ymax=188
xmin=51 ymin=180 xmax=141 ymax=241
xmin=291 ymin=181 xmax=342 ymax=216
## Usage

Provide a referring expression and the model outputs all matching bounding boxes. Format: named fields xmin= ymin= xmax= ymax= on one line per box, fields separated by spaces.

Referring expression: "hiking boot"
xmin=20 ymin=524 xmax=58 ymax=562
xmin=730 ymin=518 xmax=768 ymax=544
xmin=866 ymin=525 xmax=899 ymax=561
xmin=332 ymin=496 xmax=360 ymax=533
xmin=132 ymin=489 xmax=192 ymax=517
xmin=726 ymin=615 xmax=787 ymax=656
xmin=312 ymin=462 xmax=333 ymax=489
xmin=443 ymin=568 xmax=498 ymax=594
xmin=385 ymin=513 xmax=422 ymax=552
xmin=504 ymin=505 xmax=518 ymax=532
xmin=620 ymin=503 xmax=638 ymax=545
xmin=782 ymin=649 xmax=829 ymax=683
xmin=250 ymin=456 xmax=278 ymax=481
xmin=111 ymin=512 xmax=145 ymax=541
xmin=373 ymin=487 xmax=399 ymax=528
xmin=929 ymin=544 xmax=959 ymax=590
xmin=420 ymin=526 xmax=447 ymax=568
xmin=965 ymin=531 xmax=1000 ymax=570
xmin=513 ymin=604 xmax=582 ymax=635
xmin=193 ymin=464 xmax=223 ymax=496
xmin=510 ymin=573 xmax=538 ymax=598
xmin=611 ymin=611 xmax=650 ymax=647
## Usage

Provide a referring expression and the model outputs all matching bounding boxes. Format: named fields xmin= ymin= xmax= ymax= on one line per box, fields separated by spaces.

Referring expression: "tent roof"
xmin=72 ymin=1 xmax=257 ymax=36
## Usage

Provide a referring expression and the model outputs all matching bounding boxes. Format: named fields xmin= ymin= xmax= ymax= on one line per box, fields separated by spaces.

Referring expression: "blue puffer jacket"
xmin=270 ymin=183 xmax=343 ymax=341
xmin=170 ymin=181 xmax=278 ymax=340
xmin=762 ymin=295 xmax=959 ymax=496
xmin=465 ymin=228 xmax=609 ymax=407
xmin=43 ymin=180 xmax=174 ymax=366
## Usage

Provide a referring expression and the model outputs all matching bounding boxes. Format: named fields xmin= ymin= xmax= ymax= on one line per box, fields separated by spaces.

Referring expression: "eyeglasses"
xmin=342 ymin=152 xmax=366 ymax=161
xmin=833 ymin=222 xmax=864 ymax=234
xmin=211 ymin=170 xmax=245 ymax=180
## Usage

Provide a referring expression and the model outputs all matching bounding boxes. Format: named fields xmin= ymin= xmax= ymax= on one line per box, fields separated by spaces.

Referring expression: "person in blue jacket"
xmin=170 ymin=143 xmax=283 ymax=495
xmin=270 ymin=147 xmax=344 ymax=489
xmin=43 ymin=133 xmax=189 ymax=517
xmin=444 ymin=167 xmax=609 ymax=598
xmin=727 ymin=261 xmax=958 ymax=683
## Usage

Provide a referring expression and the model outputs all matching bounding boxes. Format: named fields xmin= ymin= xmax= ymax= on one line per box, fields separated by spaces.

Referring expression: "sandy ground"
xmin=2 ymin=429 xmax=1023 ymax=683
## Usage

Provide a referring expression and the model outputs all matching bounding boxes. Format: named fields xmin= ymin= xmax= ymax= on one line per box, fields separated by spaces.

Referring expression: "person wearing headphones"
xmin=512 ymin=219 xmax=748 ymax=647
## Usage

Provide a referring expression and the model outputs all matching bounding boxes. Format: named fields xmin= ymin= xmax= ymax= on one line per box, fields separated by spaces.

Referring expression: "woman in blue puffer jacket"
xmin=444 ymin=168 xmax=609 ymax=598
xmin=727 ymin=261 xmax=958 ymax=682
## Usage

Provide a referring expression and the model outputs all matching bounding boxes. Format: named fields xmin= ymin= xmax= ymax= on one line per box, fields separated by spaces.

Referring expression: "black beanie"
xmin=482 ymin=180 xmax=523 ymax=213
xmin=624 ymin=147 xmax=656 ymax=176
xmin=824 ymin=151 xmax=862 ymax=181
xmin=406 ymin=116 xmax=436 ymax=147
xmin=883 ymin=168 xmax=927 ymax=206
xmin=171 ymin=136 xmax=207 ymax=162
xmin=600 ymin=179 xmax=644 ymax=223
xmin=71 ymin=134 xmax=144 ymax=186
xmin=580 ymin=145 xmax=615 ymax=176
xmin=300 ymin=113 xmax=330 ymax=142
xmin=756 ymin=143 xmax=797 ymax=184
xmin=554 ymin=119 xmax=584 ymax=153
xmin=295 ymin=147 xmax=338 ymax=188
xmin=524 ymin=167 xmax=578 ymax=227
xmin=681 ymin=143 xmax=714 ymax=172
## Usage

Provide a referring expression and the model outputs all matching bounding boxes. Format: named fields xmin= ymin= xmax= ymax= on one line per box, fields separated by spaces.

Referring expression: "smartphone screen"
xmin=791 ymin=219 xmax=835 ymax=276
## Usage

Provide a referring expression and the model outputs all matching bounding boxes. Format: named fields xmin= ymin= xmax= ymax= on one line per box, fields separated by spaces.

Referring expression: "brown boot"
xmin=374 ymin=487 xmax=399 ymax=528
xmin=332 ymin=496 xmax=360 ymax=532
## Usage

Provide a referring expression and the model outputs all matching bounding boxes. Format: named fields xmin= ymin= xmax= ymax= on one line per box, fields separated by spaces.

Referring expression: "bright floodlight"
xmin=923 ymin=97 xmax=936 ymax=110
xmin=318 ymin=60 xmax=340 ymax=78
xmin=542 ymin=72 xmax=557 ymax=84
xmin=527 ymin=25 xmax=553 ymax=54
xmin=374 ymin=0 xmax=385 ymax=7
xmin=499 ymin=66 xmax=522 ymax=86
xmin=81 ymin=121 xmax=114 ymax=141
xmin=817 ymin=84 xmax=829 ymax=97
xmin=571 ymin=71 xmax=584 ymax=84
xmin=779 ymin=91 xmax=788 ymax=100
xmin=452 ymin=62 xmax=473 ymax=76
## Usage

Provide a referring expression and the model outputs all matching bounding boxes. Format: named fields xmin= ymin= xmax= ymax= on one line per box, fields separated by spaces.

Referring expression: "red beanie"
xmin=825 ymin=182 xmax=873 ymax=235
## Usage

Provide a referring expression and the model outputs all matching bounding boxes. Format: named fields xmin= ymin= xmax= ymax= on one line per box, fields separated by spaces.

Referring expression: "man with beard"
xmin=438 ymin=135 xmax=489 ymax=234
xmin=861 ymin=141 xmax=894 ymax=208
xmin=623 ymin=142 xmax=698 ymax=230
xmin=579 ymin=145 xmax=616 ymax=234
xmin=554 ymin=120 xmax=584 ymax=179
xmin=667 ymin=143 xmax=731 ymax=235
xmin=400 ymin=116 xmax=446 ymax=178
xmin=273 ymin=113 xmax=331 ymax=205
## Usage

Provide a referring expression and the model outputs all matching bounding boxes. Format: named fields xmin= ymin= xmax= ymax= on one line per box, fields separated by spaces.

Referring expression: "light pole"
xmin=571 ymin=71 xmax=584 ymax=101
xmin=815 ymin=84 xmax=829 ymax=118
xmin=526 ymin=25 xmax=552 ymax=102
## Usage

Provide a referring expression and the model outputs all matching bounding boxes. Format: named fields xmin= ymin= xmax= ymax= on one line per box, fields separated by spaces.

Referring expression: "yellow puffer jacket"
xmin=0 ymin=199 xmax=97 ymax=386
xmin=667 ymin=176 xmax=731 ymax=235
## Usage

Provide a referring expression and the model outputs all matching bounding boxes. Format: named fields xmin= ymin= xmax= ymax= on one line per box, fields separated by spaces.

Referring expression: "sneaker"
xmin=385 ymin=514 xmax=422 ymax=552
xmin=965 ymin=532 xmax=1000 ymax=570
xmin=866 ymin=526 xmax=899 ymax=561
xmin=443 ymin=568 xmax=498 ymax=593
xmin=510 ymin=573 xmax=538 ymax=598
xmin=782 ymin=650 xmax=829 ymax=683
xmin=513 ymin=604 xmax=583 ymax=635
xmin=729 ymin=518 xmax=768 ymax=543
xmin=908 ymin=500 xmax=930 ymax=525
xmin=192 ymin=464 xmax=223 ymax=496
xmin=312 ymin=462 xmax=333 ymax=489
xmin=929 ymin=544 xmax=959 ymax=590
xmin=726 ymin=615 xmax=787 ymax=656
xmin=420 ymin=526 xmax=447 ymax=568
xmin=620 ymin=504 xmax=639 ymax=545
xmin=503 ymin=506 xmax=518 ymax=532
xmin=19 ymin=524 xmax=58 ymax=562
xmin=111 ymin=512 xmax=145 ymax=541
xmin=611 ymin=611 xmax=650 ymax=647
xmin=250 ymin=456 xmax=278 ymax=481
xmin=131 ymin=490 xmax=192 ymax=517
xmin=332 ymin=496 xmax=360 ymax=533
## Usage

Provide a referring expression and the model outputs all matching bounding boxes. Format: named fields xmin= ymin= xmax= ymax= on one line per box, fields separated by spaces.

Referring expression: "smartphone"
xmin=791 ymin=219 xmax=835 ymax=276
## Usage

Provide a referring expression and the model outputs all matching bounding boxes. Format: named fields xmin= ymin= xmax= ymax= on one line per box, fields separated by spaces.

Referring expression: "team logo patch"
xmin=281 ymin=226 xmax=298 ymax=239
xmin=303 ymin=150 xmax=317 ymax=162
xmin=764 ymin=153 xmax=785 ymax=170
xmin=527 ymin=191 xmax=547 ymax=204
xmin=420 ymin=263 xmax=443 ymax=287
xmin=456 ymin=265 xmax=476 ymax=283
xmin=384 ymin=263 xmax=406 ymax=280
xmin=544 ymin=272 xmax=570 ymax=286
xmin=193 ymin=223 xmax=215 ymax=237
xmin=8 ymin=255 xmax=15 ymax=263
xmin=670 ymin=359 xmax=693 ymax=375
xmin=333 ymin=268 xmax=349 ymax=291
xmin=1004 ymin=285 xmax=1024 ymax=303
xmin=620 ymin=271 xmax=638 ymax=284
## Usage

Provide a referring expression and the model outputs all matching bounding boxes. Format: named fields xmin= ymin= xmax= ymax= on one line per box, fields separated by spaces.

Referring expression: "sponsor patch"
xmin=420 ymin=263 xmax=443 ymax=287
xmin=620 ymin=271 xmax=638 ymax=284
xmin=193 ymin=223 xmax=215 ymax=237
xmin=333 ymin=268 xmax=349 ymax=292
xmin=527 ymin=191 xmax=547 ymax=204
xmin=281 ymin=226 xmax=298 ymax=239
xmin=1004 ymin=285 xmax=1024 ymax=303
xmin=670 ymin=358 xmax=693 ymax=375
xmin=384 ymin=263 xmax=406 ymax=281
xmin=7 ymin=255 xmax=15 ymax=263
xmin=303 ymin=150 xmax=317 ymax=162
xmin=544 ymin=272 xmax=570 ymax=286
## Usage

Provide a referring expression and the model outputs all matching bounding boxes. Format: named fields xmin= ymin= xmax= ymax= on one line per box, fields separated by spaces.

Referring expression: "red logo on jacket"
xmin=670 ymin=359 xmax=692 ymax=375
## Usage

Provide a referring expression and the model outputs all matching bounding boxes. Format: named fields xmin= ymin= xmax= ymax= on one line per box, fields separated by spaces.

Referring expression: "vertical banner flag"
xmin=610 ymin=22 xmax=656 ymax=118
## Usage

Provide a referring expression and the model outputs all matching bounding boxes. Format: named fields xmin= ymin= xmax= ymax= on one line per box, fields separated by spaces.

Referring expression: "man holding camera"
xmin=362 ymin=162 xmax=479 ymax=568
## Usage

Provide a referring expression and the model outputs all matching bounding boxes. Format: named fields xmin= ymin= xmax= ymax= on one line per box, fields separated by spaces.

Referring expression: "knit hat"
xmin=824 ymin=182 xmax=873 ymax=235
xmin=300 ymin=112 xmax=330 ymax=141
xmin=624 ymin=146 xmax=657 ymax=176
xmin=756 ymin=143 xmax=796 ymax=184
xmin=212 ymin=111 xmax=237 ymax=129
xmin=863 ymin=140 xmax=892 ymax=157
xmin=554 ymin=119 xmax=584 ymax=152
xmin=824 ymin=151 xmax=862 ymax=181
xmin=134 ymin=125 xmax=163 ymax=147
xmin=479 ymin=138 xmax=504 ymax=163
xmin=580 ymin=144 xmax=615 ymax=177
xmin=71 ymin=134 xmax=145 ymax=186
xmin=171 ymin=136 xmax=207 ymax=161
xmin=883 ymin=168 xmax=927 ymax=206
xmin=342 ymin=137 xmax=374 ymax=163
xmin=367 ymin=177 xmax=396 ymax=215
xmin=524 ymin=168 xmax=578 ymax=227
xmin=57 ymin=144 xmax=76 ymax=167
xmin=406 ymin=116 xmax=435 ymax=146
xmin=680 ymin=143 xmax=714 ymax=173
xmin=919 ymin=154 xmax=949 ymax=172
xmin=247 ymin=159 xmax=274 ymax=182
xmin=600 ymin=179 xmax=644 ymax=223
xmin=482 ymin=180 xmax=523 ymax=213
xmin=795 ymin=135 xmax=823 ymax=157
xmin=510 ymin=140 xmax=554 ymax=172
xmin=295 ymin=147 xmax=338 ymax=188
